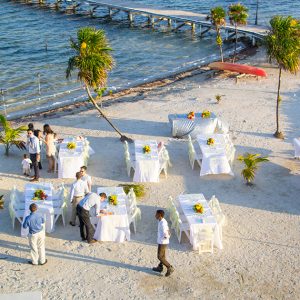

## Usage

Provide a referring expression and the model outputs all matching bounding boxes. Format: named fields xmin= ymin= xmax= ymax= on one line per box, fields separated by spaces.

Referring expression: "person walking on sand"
xmin=26 ymin=129 xmax=41 ymax=182
xmin=80 ymin=166 xmax=92 ymax=192
xmin=77 ymin=192 xmax=107 ymax=244
xmin=69 ymin=171 xmax=89 ymax=226
xmin=152 ymin=210 xmax=174 ymax=277
xmin=22 ymin=203 xmax=47 ymax=266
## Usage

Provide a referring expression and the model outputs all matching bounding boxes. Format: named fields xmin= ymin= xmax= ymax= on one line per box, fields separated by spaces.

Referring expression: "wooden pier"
xmin=23 ymin=0 xmax=270 ymax=44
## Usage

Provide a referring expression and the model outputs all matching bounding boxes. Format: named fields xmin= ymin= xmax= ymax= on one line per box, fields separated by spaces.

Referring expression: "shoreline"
xmin=10 ymin=45 xmax=258 ymax=123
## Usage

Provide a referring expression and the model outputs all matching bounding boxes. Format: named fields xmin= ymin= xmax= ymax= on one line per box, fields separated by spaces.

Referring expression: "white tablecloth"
xmin=21 ymin=183 xmax=54 ymax=237
xmin=197 ymin=134 xmax=233 ymax=176
xmin=168 ymin=113 xmax=219 ymax=139
xmin=93 ymin=191 xmax=130 ymax=242
xmin=293 ymin=138 xmax=300 ymax=158
xmin=133 ymin=140 xmax=160 ymax=183
xmin=177 ymin=194 xmax=222 ymax=250
xmin=58 ymin=139 xmax=88 ymax=179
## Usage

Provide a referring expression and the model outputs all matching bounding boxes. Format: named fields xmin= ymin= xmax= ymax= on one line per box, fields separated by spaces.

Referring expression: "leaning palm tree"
xmin=228 ymin=3 xmax=248 ymax=62
xmin=265 ymin=16 xmax=300 ymax=139
xmin=238 ymin=153 xmax=269 ymax=185
xmin=66 ymin=27 xmax=132 ymax=142
xmin=210 ymin=6 xmax=226 ymax=62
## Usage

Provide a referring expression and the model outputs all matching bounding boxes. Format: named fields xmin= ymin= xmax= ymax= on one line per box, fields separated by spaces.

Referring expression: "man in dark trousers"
xmin=26 ymin=129 xmax=40 ymax=182
xmin=76 ymin=192 xmax=107 ymax=244
xmin=152 ymin=210 xmax=174 ymax=277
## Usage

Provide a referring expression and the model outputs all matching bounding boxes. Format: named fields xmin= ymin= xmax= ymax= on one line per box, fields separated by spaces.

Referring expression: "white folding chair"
xmin=124 ymin=150 xmax=135 ymax=177
xmin=173 ymin=211 xmax=190 ymax=243
xmin=188 ymin=135 xmax=202 ymax=169
xmin=126 ymin=188 xmax=137 ymax=207
xmin=208 ymin=195 xmax=226 ymax=239
xmin=9 ymin=197 xmax=25 ymax=229
xmin=53 ymin=188 xmax=67 ymax=227
xmin=159 ymin=148 xmax=172 ymax=178
xmin=128 ymin=201 xmax=141 ymax=234
xmin=196 ymin=225 xmax=214 ymax=254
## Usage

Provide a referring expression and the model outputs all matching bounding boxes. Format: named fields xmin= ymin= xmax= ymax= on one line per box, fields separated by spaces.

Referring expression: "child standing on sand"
xmin=22 ymin=154 xmax=32 ymax=176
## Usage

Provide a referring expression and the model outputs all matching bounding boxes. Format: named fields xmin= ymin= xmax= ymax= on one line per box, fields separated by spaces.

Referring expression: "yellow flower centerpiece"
xmin=32 ymin=189 xmax=48 ymax=201
xmin=201 ymin=110 xmax=211 ymax=118
xmin=143 ymin=145 xmax=151 ymax=154
xmin=108 ymin=195 xmax=118 ymax=206
xmin=193 ymin=203 xmax=204 ymax=214
xmin=187 ymin=111 xmax=195 ymax=120
xmin=67 ymin=142 xmax=76 ymax=150
xmin=207 ymin=138 xmax=215 ymax=146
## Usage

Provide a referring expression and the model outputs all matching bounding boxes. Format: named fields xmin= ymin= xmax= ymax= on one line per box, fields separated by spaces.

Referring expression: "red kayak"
xmin=208 ymin=62 xmax=267 ymax=77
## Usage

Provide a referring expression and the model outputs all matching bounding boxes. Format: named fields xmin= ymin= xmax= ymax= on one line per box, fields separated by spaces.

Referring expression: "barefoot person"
xmin=76 ymin=192 xmax=107 ymax=244
xmin=43 ymin=124 xmax=56 ymax=173
xmin=22 ymin=203 xmax=47 ymax=266
xmin=152 ymin=210 xmax=174 ymax=277
xmin=26 ymin=129 xmax=41 ymax=182
xmin=69 ymin=171 xmax=89 ymax=226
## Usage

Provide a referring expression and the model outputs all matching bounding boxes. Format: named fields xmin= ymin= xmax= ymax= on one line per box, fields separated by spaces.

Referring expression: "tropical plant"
xmin=228 ymin=3 xmax=248 ymax=62
xmin=215 ymin=94 xmax=224 ymax=103
xmin=119 ymin=184 xmax=145 ymax=198
xmin=0 ymin=115 xmax=27 ymax=156
xmin=210 ymin=6 xmax=226 ymax=62
xmin=265 ymin=16 xmax=300 ymax=139
xmin=66 ymin=27 xmax=132 ymax=142
xmin=238 ymin=153 xmax=269 ymax=185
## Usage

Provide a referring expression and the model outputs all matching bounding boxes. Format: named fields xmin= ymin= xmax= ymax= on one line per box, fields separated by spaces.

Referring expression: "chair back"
xmin=208 ymin=195 xmax=222 ymax=215
xmin=123 ymin=140 xmax=129 ymax=152
xmin=127 ymin=188 xmax=137 ymax=206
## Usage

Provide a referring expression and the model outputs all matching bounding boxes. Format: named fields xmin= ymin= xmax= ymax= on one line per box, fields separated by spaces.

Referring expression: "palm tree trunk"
xmin=274 ymin=67 xmax=283 ymax=138
xmin=233 ymin=24 xmax=238 ymax=63
xmin=85 ymin=83 xmax=133 ymax=142
xmin=5 ymin=144 xmax=9 ymax=156
xmin=217 ymin=28 xmax=224 ymax=62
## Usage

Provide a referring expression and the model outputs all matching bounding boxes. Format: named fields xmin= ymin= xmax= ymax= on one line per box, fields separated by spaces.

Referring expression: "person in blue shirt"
xmin=23 ymin=203 xmax=47 ymax=265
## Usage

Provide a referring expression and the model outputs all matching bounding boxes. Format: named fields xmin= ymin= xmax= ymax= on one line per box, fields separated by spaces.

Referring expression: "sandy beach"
xmin=0 ymin=48 xmax=300 ymax=299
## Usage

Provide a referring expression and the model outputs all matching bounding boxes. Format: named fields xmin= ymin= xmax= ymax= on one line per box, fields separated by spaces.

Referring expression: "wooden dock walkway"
xmin=84 ymin=0 xmax=269 ymax=42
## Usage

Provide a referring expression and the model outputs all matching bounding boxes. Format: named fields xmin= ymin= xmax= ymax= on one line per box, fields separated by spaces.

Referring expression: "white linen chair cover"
xmin=188 ymin=135 xmax=202 ymax=169
xmin=196 ymin=225 xmax=214 ymax=254
xmin=293 ymin=138 xmax=300 ymax=158
xmin=128 ymin=200 xmax=141 ymax=233
xmin=173 ymin=211 xmax=190 ymax=243
xmin=217 ymin=119 xmax=229 ymax=134
xmin=167 ymin=196 xmax=178 ymax=229
xmin=208 ymin=195 xmax=226 ymax=239
xmin=127 ymin=188 xmax=137 ymax=207
xmin=159 ymin=148 xmax=172 ymax=178
xmin=52 ymin=187 xmax=67 ymax=227
xmin=9 ymin=196 xmax=25 ymax=229
xmin=124 ymin=150 xmax=135 ymax=177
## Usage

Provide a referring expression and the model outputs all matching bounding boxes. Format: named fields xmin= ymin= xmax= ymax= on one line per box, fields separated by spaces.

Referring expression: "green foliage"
xmin=0 ymin=195 xmax=4 ymax=209
xmin=210 ymin=6 xmax=226 ymax=62
xmin=119 ymin=184 xmax=145 ymax=198
xmin=215 ymin=94 xmax=223 ymax=103
xmin=0 ymin=115 xmax=27 ymax=156
xmin=66 ymin=27 xmax=114 ymax=89
xmin=238 ymin=153 xmax=269 ymax=185
xmin=228 ymin=3 xmax=249 ymax=26
xmin=265 ymin=16 xmax=300 ymax=137
xmin=266 ymin=16 xmax=300 ymax=73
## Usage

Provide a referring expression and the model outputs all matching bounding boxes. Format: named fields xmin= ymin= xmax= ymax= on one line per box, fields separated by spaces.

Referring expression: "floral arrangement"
xmin=187 ymin=111 xmax=195 ymax=120
xmin=193 ymin=203 xmax=204 ymax=214
xmin=207 ymin=138 xmax=215 ymax=146
xmin=108 ymin=195 xmax=118 ymax=206
xmin=32 ymin=189 xmax=48 ymax=201
xmin=67 ymin=142 xmax=76 ymax=150
xmin=143 ymin=145 xmax=151 ymax=154
xmin=201 ymin=110 xmax=211 ymax=118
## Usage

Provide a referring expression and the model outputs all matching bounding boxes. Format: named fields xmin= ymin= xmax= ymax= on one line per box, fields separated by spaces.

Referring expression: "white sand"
xmin=0 ymin=49 xmax=300 ymax=299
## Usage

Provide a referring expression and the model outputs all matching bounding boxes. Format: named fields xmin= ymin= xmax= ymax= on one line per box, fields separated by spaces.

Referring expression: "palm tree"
xmin=238 ymin=153 xmax=269 ymax=185
xmin=66 ymin=27 xmax=132 ymax=142
xmin=0 ymin=115 xmax=27 ymax=156
xmin=265 ymin=16 xmax=300 ymax=139
xmin=210 ymin=6 xmax=226 ymax=62
xmin=228 ymin=3 xmax=248 ymax=62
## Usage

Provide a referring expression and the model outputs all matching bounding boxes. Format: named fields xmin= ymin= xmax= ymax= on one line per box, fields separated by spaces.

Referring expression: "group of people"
xmin=22 ymin=123 xmax=57 ymax=182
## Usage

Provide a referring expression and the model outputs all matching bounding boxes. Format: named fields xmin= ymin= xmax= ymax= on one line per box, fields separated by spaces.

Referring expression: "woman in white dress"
xmin=43 ymin=124 xmax=56 ymax=173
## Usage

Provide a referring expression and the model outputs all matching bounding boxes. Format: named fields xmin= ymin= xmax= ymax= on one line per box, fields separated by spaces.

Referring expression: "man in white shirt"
xmin=152 ymin=210 xmax=174 ymax=277
xmin=80 ymin=166 xmax=92 ymax=192
xmin=76 ymin=192 xmax=107 ymax=244
xmin=26 ymin=129 xmax=41 ymax=182
xmin=69 ymin=172 xmax=89 ymax=226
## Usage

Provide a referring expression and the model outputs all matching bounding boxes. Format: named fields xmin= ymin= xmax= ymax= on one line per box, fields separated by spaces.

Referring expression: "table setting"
xmin=133 ymin=140 xmax=160 ymax=182
xmin=21 ymin=182 xmax=54 ymax=237
xmin=177 ymin=193 xmax=223 ymax=250
xmin=92 ymin=187 xmax=130 ymax=242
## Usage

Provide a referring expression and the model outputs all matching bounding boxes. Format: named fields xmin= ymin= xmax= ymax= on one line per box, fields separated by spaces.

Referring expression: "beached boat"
xmin=208 ymin=62 xmax=267 ymax=77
